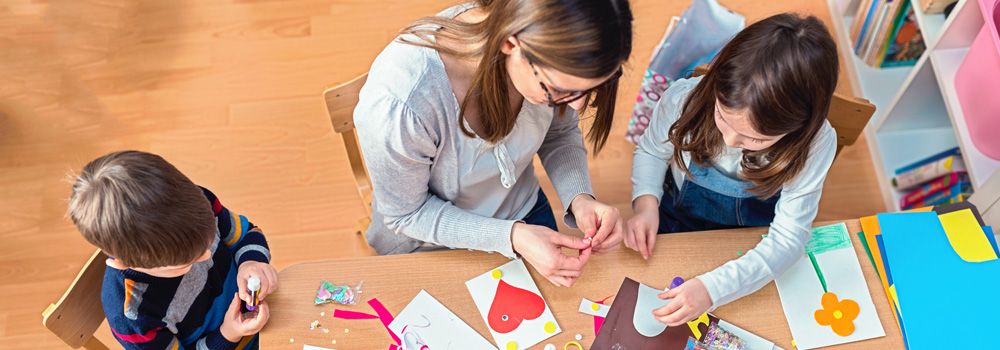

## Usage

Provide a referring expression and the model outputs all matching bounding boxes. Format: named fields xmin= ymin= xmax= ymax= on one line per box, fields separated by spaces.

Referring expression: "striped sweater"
xmin=101 ymin=187 xmax=270 ymax=350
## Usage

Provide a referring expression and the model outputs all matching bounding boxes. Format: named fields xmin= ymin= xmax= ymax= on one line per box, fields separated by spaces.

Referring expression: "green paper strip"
xmin=857 ymin=231 xmax=877 ymax=269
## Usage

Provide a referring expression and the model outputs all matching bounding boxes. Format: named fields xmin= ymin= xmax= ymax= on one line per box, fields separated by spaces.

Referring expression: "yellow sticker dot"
xmin=492 ymin=269 xmax=503 ymax=279
xmin=544 ymin=321 xmax=557 ymax=334
xmin=590 ymin=303 xmax=600 ymax=311
xmin=792 ymin=340 xmax=797 ymax=348
xmin=506 ymin=341 xmax=518 ymax=350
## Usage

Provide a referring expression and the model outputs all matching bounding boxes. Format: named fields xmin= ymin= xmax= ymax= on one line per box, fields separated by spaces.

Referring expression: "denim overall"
xmin=522 ymin=189 xmax=558 ymax=231
xmin=658 ymin=161 xmax=779 ymax=233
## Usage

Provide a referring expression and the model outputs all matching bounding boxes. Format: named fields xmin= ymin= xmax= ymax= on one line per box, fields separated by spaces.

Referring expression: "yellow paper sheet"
xmin=938 ymin=209 xmax=998 ymax=262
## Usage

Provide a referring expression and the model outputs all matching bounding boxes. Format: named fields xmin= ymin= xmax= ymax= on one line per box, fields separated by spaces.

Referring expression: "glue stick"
xmin=247 ymin=276 xmax=261 ymax=311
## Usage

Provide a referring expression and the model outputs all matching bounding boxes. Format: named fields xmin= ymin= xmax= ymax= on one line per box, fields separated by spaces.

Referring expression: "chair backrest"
xmin=323 ymin=73 xmax=373 ymax=218
xmin=690 ymin=65 xmax=875 ymax=156
xmin=42 ymin=249 xmax=111 ymax=350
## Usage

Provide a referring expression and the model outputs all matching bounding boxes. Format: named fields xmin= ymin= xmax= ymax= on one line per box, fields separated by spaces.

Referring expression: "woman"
xmin=354 ymin=0 xmax=633 ymax=286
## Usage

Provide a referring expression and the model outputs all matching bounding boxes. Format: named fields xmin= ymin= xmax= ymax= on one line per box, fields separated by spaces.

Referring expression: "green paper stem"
xmin=809 ymin=252 xmax=828 ymax=293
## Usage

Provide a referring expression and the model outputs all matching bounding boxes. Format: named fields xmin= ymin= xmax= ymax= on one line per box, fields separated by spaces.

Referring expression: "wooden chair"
xmin=323 ymin=73 xmax=373 ymax=236
xmin=42 ymin=249 xmax=111 ymax=350
xmin=691 ymin=65 xmax=876 ymax=156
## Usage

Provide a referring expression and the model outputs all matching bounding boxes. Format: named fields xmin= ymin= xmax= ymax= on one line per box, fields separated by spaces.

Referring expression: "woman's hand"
xmin=569 ymin=194 xmax=624 ymax=254
xmin=652 ymin=278 xmax=713 ymax=326
xmin=511 ymin=222 xmax=593 ymax=287
xmin=625 ymin=195 xmax=660 ymax=260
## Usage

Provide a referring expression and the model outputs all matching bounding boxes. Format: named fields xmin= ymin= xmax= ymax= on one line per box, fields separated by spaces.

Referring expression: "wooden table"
xmin=261 ymin=220 xmax=904 ymax=349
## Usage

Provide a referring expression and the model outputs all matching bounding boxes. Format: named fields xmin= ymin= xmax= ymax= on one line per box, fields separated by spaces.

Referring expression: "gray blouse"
xmin=354 ymin=4 xmax=593 ymax=257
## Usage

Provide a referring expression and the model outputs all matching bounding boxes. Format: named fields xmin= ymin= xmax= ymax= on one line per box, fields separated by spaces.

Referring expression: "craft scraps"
xmin=315 ymin=280 xmax=363 ymax=305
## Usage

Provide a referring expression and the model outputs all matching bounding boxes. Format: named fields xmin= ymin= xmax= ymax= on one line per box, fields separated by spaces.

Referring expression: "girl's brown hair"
xmin=399 ymin=0 xmax=633 ymax=153
xmin=669 ymin=13 xmax=839 ymax=197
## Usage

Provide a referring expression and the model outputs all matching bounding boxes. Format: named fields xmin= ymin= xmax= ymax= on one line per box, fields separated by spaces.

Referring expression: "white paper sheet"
xmin=774 ymin=223 xmax=885 ymax=349
xmin=303 ymin=345 xmax=333 ymax=350
xmin=633 ymin=283 xmax=672 ymax=337
xmin=387 ymin=290 xmax=496 ymax=350
xmin=578 ymin=298 xmax=610 ymax=317
xmin=465 ymin=259 xmax=560 ymax=349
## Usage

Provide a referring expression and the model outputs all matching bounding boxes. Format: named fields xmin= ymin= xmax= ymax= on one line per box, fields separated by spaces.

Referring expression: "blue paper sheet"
xmin=985 ymin=226 xmax=998 ymax=255
xmin=878 ymin=212 xmax=1000 ymax=348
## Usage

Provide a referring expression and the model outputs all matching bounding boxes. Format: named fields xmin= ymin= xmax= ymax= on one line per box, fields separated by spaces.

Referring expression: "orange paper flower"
xmin=814 ymin=292 xmax=859 ymax=336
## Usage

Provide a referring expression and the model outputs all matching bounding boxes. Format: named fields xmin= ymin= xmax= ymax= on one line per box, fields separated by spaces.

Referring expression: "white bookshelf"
xmin=828 ymin=0 xmax=1000 ymax=211
xmin=912 ymin=1 xmax=948 ymax=45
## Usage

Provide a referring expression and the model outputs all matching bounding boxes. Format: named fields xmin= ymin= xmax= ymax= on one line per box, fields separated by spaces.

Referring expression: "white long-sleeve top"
xmin=631 ymin=76 xmax=838 ymax=308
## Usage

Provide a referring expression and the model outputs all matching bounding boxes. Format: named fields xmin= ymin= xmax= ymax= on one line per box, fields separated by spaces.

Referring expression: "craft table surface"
xmin=261 ymin=220 xmax=904 ymax=349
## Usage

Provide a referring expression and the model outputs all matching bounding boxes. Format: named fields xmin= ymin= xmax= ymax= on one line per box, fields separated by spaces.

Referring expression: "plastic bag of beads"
xmin=314 ymin=281 xmax=363 ymax=305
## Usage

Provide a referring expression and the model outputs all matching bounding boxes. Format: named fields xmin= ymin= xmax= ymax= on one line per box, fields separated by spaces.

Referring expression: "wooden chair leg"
xmin=356 ymin=217 xmax=371 ymax=236
xmin=83 ymin=337 xmax=110 ymax=350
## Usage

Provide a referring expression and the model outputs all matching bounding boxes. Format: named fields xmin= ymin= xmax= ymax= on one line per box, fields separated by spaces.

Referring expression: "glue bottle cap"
xmin=247 ymin=276 xmax=261 ymax=291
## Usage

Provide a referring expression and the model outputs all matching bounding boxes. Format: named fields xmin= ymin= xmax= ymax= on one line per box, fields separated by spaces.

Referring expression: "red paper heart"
xmin=487 ymin=279 xmax=545 ymax=334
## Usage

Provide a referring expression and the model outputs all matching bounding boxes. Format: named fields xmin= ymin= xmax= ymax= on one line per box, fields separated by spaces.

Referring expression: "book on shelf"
xmin=892 ymin=151 xmax=966 ymax=191
xmin=850 ymin=0 xmax=926 ymax=67
xmin=853 ymin=0 xmax=882 ymax=53
xmin=900 ymin=172 xmax=970 ymax=209
xmin=904 ymin=183 xmax=973 ymax=209
xmin=894 ymin=147 xmax=961 ymax=175
xmin=860 ymin=1 xmax=892 ymax=58
xmin=880 ymin=4 xmax=925 ymax=67
xmin=872 ymin=0 xmax=909 ymax=66
xmin=850 ymin=0 xmax=875 ymax=43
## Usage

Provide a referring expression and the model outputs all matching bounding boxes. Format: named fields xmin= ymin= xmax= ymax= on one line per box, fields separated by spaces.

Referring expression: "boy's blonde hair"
xmin=68 ymin=150 xmax=216 ymax=268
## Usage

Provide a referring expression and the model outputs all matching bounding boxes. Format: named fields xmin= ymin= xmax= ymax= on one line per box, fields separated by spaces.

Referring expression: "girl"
xmin=626 ymin=14 xmax=840 ymax=324
xmin=355 ymin=0 xmax=632 ymax=287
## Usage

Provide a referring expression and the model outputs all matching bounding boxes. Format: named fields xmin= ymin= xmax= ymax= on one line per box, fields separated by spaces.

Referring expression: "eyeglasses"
xmin=526 ymin=56 xmax=623 ymax=107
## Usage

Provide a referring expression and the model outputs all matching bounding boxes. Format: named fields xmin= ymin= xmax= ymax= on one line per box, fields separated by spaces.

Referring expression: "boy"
xmin=68 ymin=150 xmax=278 ymax=350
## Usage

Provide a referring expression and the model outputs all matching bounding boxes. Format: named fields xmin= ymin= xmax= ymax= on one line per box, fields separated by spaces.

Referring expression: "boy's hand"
xmin=625 ymin=195 xmax=660 ymax=260
xmin=237 ymin=261 xmax=279 ymax=303
xmin=652 ymin=278 xmax=712 ymax=326
xmin=221 ymin=293 xmax=270 ymax=343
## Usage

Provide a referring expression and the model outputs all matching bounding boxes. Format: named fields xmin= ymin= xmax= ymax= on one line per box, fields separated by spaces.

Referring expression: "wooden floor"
xmin=0 ymin=0 xmax=884 ymax=349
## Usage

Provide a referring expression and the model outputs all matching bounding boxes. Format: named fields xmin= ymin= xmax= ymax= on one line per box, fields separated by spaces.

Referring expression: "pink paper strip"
xmin=593 ymin=297 xmax=609 ymax=335
xmin=594 ymin=315 xmax=606 ymax=335
xmin=332 ymin=309 xmax=379 ymax=320
xmin=331 ymin=298 xmax=402 ymax=347
xmin=368 ymin=298 xmax=402 ymax=345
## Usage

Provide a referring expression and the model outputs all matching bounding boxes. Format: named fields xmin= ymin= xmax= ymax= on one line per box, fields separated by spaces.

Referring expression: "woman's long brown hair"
xmin=669 ymin=13 xmax=839 ymax=198
xmin=398 ymin=0 xmax=633 ymax=153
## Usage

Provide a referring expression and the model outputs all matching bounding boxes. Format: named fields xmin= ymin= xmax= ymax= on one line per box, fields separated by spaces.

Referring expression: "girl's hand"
xmin=569 ymin=194 xmax=624 ymax=254
xmin=652 ymin=278 xmax=713 ymax=326
xmin=625 ymin=195 xmax=660 ymax=259
xmin=511 ymin=222 xmax=593 ymax=287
